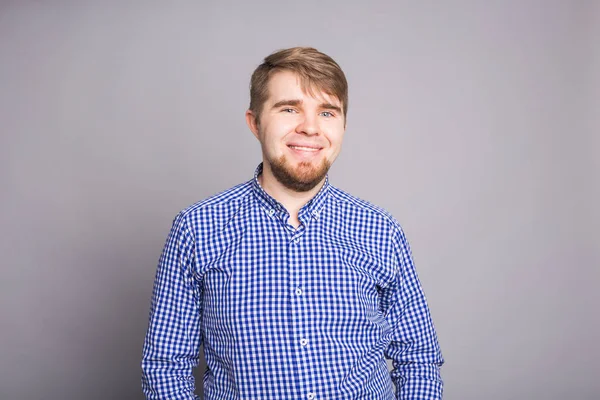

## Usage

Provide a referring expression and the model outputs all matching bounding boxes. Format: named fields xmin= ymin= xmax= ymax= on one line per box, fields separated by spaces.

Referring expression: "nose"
xmin=296 ymin=114 xmax=319 ymax=136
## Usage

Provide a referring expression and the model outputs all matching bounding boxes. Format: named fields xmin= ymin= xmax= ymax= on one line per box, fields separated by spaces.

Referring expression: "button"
xmin=293 ymin=238 xmax=300 ymax=244
xmin=295 ymin=288 xmax=303 ymax=296
xmin=312 ymin=210 xmax=319 ymax=217
xmin=268 ymin=209 xmax=275 ymax=216
xmin=307 ymin=393 xmax=315 ymax=400
xmin=300 ymin=338 xmax=308 ymax=346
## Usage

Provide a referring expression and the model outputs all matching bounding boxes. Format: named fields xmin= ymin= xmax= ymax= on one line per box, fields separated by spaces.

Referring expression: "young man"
xmin=141 ymin=47 xmax=444 ymax=400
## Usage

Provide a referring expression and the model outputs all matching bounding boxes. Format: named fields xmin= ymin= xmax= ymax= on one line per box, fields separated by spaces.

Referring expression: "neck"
xmin=259 ymin=162 xmax=325 ymax=219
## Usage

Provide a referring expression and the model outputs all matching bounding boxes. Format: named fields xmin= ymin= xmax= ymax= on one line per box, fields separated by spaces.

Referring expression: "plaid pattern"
xmin=142 ymin=163 xmax=444 ymax=399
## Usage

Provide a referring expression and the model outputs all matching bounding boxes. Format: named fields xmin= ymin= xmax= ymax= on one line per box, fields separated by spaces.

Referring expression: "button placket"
xmin=288 ymin=225 xmax=310 ymax=387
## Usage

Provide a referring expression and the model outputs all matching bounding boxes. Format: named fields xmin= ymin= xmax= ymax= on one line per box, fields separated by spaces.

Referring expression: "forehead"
xmin=266 ymin=70 xmax=341 ymax=106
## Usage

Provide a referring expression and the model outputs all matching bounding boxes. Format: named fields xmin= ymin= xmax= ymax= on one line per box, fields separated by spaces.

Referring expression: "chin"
xmin=270 ymin=156 xmax=331 ymax=192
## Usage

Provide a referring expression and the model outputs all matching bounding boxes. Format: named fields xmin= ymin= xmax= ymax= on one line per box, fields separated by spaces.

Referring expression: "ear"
xmin=245 ymin=110 xmax=260 ymax=140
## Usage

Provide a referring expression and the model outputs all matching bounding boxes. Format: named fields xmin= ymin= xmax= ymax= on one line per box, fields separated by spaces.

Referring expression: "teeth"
xmin=290 ymin=145 xmax=319 ymax=151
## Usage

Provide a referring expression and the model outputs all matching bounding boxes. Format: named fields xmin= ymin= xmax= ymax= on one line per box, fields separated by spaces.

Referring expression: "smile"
xmin=288 ymin=145 xmax=321 ymax=152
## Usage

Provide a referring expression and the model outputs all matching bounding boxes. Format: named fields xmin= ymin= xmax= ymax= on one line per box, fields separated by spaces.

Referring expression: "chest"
xmin=200 ymin=219 xmax=392 ymax=329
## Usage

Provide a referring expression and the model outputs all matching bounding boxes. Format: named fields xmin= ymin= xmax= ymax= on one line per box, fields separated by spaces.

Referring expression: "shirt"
xmin=141 ymin=163 xmax=444 ymax=400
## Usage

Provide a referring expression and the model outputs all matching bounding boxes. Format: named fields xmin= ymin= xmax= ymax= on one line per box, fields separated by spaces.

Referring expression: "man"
xmin=141 ymin=47 xmax=444 ymax=400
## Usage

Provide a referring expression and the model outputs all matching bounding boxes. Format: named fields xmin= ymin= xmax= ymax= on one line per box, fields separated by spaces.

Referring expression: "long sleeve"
xmin=141 ymin=212 xmax=203 ymax=400
xmin=383 ymin=226 xmax=444 ymax=400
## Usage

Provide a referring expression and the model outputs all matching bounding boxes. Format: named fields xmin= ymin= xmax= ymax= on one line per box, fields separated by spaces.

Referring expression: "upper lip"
xmin=287 ymin=143 xmax=324 ymax=149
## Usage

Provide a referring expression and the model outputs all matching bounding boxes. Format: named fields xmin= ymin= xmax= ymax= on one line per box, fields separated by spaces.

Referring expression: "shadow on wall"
xmin=194 ymin=348 xmax=208 ymax=400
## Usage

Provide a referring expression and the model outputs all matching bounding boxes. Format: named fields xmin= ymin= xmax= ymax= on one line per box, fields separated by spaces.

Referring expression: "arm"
xmin=383 ymin=226 xmax=444 ymax=400
xmin=141 ymin=212 xmax=203 ymax=400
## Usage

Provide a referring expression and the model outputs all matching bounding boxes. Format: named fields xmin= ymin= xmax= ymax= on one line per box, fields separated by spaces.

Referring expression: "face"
xmin=246 ymin=70 xmax=346 ymax=192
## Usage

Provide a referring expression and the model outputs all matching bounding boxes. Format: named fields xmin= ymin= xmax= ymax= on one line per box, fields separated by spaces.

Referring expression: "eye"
xmin=320 ymin=111 xmax=334 ymax=118
xmin=282 ymin=108 xmax=298 ymax=113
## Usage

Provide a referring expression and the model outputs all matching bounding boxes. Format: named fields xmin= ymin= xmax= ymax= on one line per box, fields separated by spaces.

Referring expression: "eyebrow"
xmin=272 ymin=99 xmax=342 ymax=114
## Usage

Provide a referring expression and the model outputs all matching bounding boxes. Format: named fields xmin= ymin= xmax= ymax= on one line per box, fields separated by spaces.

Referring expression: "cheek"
xmin=260 ymin=128 xmax=288 ymax=155
xmin=263 ymin=119 xmax=296 ymax=140
xmin=327 ymin=128 xmax=345 ymax=148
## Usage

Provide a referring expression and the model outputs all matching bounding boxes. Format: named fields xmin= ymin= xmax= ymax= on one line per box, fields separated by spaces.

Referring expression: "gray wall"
xmin=1 ymin=1 xmax=598 ymax=399
xmin=587 ymin=1 xmax=600 ymax=283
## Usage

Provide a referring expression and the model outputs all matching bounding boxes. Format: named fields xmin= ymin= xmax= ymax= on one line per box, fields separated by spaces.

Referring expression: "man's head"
xmin=246 ymin=47 xmax=348 ymax=193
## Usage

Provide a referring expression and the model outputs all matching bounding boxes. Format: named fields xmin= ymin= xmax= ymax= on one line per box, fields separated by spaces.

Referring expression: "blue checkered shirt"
xmin=142 ymin=163 xmax=444 ymax=399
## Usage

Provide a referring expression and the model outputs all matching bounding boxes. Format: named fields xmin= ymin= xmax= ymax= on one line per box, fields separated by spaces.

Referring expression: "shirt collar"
xmin=251 ymin=162 xmax=331 ymax=219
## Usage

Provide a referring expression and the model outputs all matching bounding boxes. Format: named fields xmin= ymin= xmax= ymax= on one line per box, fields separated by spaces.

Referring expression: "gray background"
xmin=1 ymin=1 xmax=598 ymax=399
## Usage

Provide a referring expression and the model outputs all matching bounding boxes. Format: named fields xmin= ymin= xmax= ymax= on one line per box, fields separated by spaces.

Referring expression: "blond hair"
xmin=249 ymin=47 xmax=348 ymax=123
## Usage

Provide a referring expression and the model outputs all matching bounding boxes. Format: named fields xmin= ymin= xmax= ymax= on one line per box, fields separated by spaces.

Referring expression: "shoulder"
xmin=328 ymin=185 xmax=402 ymax=231
xmin=173 ymin=180 xmax=254 ymax=231
xmin=327 ymin=185 xmax=414 ymax=279
xmin=327 ymin=185 xmax=413 ymax=248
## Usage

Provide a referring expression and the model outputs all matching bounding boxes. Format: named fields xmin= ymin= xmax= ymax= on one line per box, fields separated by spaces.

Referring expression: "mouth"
xmin=287 ymin=144 xmax=323 ymax=152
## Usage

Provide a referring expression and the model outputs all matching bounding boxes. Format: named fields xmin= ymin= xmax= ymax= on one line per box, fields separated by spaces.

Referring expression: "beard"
xmin=268 ymin=154 xmax=331 ymax=192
